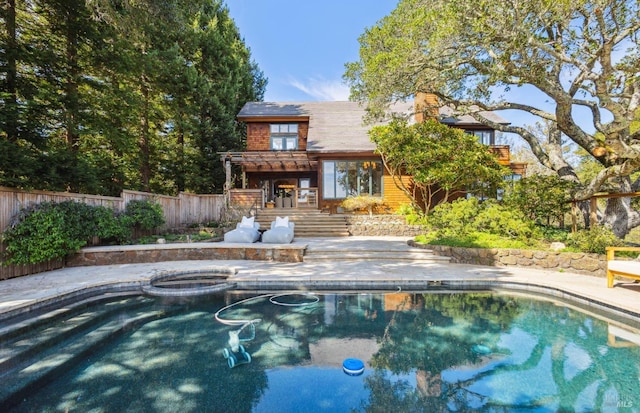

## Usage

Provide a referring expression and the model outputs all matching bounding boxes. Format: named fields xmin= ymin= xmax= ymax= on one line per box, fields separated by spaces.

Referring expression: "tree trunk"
xmin=5 ymin=0 xmax=18 ymax=142
xmin=603 ymin=197 xmax=640 ymax=239
xmin=598 ymin=178 xmax=640 ymax=238
xmin=64 ymin=3 xmax=80 ymax=149
xmin=139 ymin=76 xmax=151 ymax=191
xmin=176 ymin=119 xmax=185 ymax=192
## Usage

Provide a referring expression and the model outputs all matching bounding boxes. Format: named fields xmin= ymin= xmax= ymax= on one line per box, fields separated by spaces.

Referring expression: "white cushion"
xmin=239 ymin=216 xmax=254 ymax=228
xmin=275 ymin=216 xmax=289 ymax=228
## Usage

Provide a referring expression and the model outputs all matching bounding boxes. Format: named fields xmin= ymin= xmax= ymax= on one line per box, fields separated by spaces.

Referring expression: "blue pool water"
xmin=4 ymin=290 xmax=640 ymax=412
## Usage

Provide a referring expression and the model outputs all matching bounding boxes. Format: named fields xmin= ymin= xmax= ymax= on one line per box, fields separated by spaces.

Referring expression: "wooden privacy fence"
xmin=0 ymin=186 xmax=226 ymax=234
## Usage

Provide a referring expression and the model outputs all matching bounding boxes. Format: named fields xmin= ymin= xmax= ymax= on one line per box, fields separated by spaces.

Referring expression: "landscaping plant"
xmin=2 ymin=200 xmax=164 ymax=265
xmin=419 ymin=198 xmax=543 ymax=249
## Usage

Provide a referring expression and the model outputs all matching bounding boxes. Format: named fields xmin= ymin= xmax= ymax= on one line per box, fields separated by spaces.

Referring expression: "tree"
xmin=504 ymin=174 xmax=576 ymax=226
xmin=369 ymin=118 xmax=508 ymax=212
xmin=345 ymin=0 xmax=640 ymax=237
xmin=0 ymin=0 xmax=265 ymax=196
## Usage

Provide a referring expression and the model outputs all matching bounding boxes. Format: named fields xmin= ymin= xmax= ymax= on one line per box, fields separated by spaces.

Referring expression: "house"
xmin=221 ymin=95 xmax=526 ymax=213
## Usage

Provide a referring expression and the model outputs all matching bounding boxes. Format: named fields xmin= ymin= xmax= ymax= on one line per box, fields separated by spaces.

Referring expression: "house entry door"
xmin=297 ymin=178 xmax=316 ymax=208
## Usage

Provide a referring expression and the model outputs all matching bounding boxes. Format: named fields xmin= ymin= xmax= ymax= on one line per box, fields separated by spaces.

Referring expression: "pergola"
xmin=220 ymin=151 xmax=317 ymax=172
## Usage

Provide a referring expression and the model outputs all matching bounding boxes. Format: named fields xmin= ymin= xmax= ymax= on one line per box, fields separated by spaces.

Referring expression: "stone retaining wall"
xmin=408 ymin=241 xmax=607 ymax=277
xmin=67 ymin=243 xmax=305 ymax=266
xmin=345 ymin=215 xmax=423 ymax=237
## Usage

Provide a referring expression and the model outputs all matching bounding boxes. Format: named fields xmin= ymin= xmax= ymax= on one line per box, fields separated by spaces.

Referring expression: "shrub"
xmin=565 ymin=225 xmax=623 ymax=254
xmin=2 ymin=200 xmax=165 ymax=265
xmin=93 ymin=205 xmax=131 ymax=243
xmin=425 ymin=197 xmax=482 ymax=238
xmin=503 ymin=174 xmax=575 ymax=225
xmin=340 ymin=195 xmax=385 ymax=216
xmin=425 ymin=198 xmax=540 ymax=243
xmin=416 ymin=232 xmax=535 ymax=249
xmin=2 ymin=201 xmax=91 ymax=265
xmin=122 ymin=200 xmax=165 ymax=230
xmin=396 ymin=203 xmax=428 ymax=226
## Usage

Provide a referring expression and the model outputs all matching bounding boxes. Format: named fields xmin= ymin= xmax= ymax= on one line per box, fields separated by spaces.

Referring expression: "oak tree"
xmin=345 ymin=0 xmax=640 ymax=237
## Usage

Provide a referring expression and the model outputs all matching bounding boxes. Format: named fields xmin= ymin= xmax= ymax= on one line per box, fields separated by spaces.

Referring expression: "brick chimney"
xmin=414 ymin=92 xmax=439 ymax=123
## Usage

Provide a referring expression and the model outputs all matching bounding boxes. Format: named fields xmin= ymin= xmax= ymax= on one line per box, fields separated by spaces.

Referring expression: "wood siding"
xmin=489 ymin=145 xmax=511 ymax=165
xmin=228 ymin=189 xmax=263 ymax=209
xmin=383 ymin=174 xmax=414 ymax=211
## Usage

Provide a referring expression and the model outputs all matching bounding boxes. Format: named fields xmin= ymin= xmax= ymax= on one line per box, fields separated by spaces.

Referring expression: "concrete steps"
xmin=255 ymin=209 xmax=349 ymax=237
xmin=303 ymin=243 xmax=451 ymax=263
xmin=0 ymin=295 xmax=164 ymax=407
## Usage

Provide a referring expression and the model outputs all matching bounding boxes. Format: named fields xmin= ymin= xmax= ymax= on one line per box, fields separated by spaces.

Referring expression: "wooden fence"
xmin=0 ymin=187 xmax=226 ymax=233
xmin=0 ymin=186 xmax=226 ymax=280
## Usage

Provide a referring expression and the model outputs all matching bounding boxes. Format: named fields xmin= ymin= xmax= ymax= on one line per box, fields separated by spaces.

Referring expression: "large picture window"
xmin=270 ymin=124 xmax=298 ymax=150
xmin=322 ymin=160 xmax=383 ymax=199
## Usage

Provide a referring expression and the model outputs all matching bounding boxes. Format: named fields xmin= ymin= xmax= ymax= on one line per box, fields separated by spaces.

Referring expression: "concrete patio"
xmin=1 ymin=236 xmax=639 ymax=325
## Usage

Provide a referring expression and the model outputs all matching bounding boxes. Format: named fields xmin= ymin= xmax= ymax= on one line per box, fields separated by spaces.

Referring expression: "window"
xmin=322 ymin=160 xmax=383 ymax=199
xmin=466 ymin=129 xmax=494 ymax=145
xmin=270 ymin=124 xmax=298 ymax=150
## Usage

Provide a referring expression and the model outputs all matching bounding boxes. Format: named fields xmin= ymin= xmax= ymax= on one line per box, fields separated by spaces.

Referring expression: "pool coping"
xmin=2 ymin=266 xmax=640 ymax=330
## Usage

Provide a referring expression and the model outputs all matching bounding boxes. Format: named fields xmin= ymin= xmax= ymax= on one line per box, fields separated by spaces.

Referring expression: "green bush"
xmin=537 ymin=226 xmax=570 ymax=243
xmin=425 ymin=198 xmax=540 ymax=243
xmin=93 ymin=206 xmax=131 ymax=243
xmin=565 ymin=225 xmax=623 ymax=254
xmin=2 ymin=201 xmax=91 ymax=265
xmin=122 ymin=200 xmax=165 ymax=230
xmin=503 ymin=174 xmax=575 ymax=225
xmin=396 ymin=203 xmax=428 ymax=226
xmin=426 ymin=197 xmax=482 ymax=238
xmin=2 ymin=199 xmax=165 ymax=265
xmin=416 ymin=232 xmax=535 ymax=249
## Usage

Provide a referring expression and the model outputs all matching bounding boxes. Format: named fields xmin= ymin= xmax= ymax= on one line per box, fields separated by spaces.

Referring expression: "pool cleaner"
xmin=222 ymin=321 xmax=256 ymax=368
xmin=214 ymin=293 xmax=322 ymax=368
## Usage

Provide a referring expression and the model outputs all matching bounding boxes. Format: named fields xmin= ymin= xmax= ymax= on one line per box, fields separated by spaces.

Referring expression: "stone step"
xmin=0 ymin=296 xmax=152 ymax=374
xmin=255 ymin=210 xmax=349 ymax=238
xmin=303 ymin=252 xmax=450 ymax=262
xmin=0 ymin=309 xmax=166 ymax=407
xmin=303 ymin=246 xmax=451 ymax=262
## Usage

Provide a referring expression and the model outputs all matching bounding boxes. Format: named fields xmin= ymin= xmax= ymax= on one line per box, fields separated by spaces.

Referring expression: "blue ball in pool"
xmin=343 ymin=358 xmax=365 ymax=376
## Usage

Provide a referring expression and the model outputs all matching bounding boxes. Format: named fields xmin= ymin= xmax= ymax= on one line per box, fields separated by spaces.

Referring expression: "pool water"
xmin=5 ymin=290 xmax=640 ymax=412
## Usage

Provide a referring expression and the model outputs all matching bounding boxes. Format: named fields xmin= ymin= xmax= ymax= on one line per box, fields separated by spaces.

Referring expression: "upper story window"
xmin=466 ymin=130 xmax=494 ymax=145
xmin=270 ymin=124 xmax=298 ymax=150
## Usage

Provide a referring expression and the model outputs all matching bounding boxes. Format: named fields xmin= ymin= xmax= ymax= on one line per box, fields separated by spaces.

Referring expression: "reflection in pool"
xmin=5 ymin=290 xmax=640 ymax=412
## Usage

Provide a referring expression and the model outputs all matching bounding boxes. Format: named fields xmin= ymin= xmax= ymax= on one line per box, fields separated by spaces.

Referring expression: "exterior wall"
xmin=245 ymin=122 xmax=309 ymax=151
xmin=382 ymin=174 xmax=414 ymax=212
xmin=489 ymin=145 xmax=511 ymax=166
xmin=246 ymin=123 xmax=270 ymax=151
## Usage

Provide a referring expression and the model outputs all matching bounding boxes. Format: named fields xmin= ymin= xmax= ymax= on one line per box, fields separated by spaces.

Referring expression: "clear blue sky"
xmin=226 ymin=0 xmax=570 ymax=138
xmin=227 ymin=0 xmax=399 ymax=102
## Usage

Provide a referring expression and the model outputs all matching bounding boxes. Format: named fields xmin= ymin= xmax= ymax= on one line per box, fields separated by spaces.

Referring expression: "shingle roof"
xmin=237 ymin=101 xmax=509 ymax=153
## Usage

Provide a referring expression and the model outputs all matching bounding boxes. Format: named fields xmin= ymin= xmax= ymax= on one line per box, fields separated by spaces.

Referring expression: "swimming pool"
xmin=3 ymin=289 xmax=640 ymax=412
